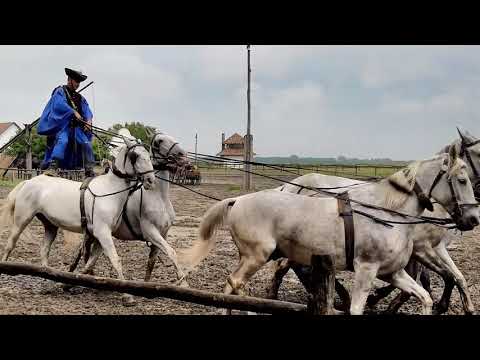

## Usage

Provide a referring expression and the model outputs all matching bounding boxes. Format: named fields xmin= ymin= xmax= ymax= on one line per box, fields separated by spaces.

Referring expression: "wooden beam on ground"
xmin=0 ymin=261 xmax=307 ymax=315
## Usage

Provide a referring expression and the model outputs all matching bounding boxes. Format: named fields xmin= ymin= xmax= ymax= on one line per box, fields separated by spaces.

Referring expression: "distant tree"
xmin=6 ymin=127 xmax=47 ymax=160
xmin=109 ymin=122 xmax=156 ymax=144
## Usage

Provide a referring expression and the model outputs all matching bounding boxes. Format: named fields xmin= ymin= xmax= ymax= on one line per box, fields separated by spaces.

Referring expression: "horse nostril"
xmin=470 ymin=216 xmax=479 ymax=227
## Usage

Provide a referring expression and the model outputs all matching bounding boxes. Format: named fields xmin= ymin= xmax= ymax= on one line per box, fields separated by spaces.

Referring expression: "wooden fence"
xmin=0 ymin=168 xmax=86 ymax=182
xmin=197 ymin=163 xmax=405 ymax=180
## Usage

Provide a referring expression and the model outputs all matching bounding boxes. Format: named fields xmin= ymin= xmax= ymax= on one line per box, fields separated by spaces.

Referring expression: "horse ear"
xmin=449 ymin=143 xmax=458 ymax=163
xmin=145 ymin=127 xmax=155 ymax=138
xmin=457 ymin=127 xmax=468 ymax=145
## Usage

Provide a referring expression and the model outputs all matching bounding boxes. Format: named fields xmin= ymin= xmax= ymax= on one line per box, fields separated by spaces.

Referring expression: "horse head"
xmin=112 ymin=138 xmax=156 ymax=190
xmin=149 ymin=131 xmax=189 ymax=171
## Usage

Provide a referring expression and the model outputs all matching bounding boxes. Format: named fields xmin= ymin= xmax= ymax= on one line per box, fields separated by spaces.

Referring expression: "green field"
xmin=197 ymin=163 xmax=404 ymax=180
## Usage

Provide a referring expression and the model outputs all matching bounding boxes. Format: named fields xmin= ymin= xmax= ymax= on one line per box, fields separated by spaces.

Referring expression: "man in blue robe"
xmin=38 ymin=68 xmax=95 ymax=177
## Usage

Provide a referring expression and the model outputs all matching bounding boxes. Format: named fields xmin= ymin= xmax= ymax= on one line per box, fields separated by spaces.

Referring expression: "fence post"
xmin=307 ymin=254 xmax=336 ymax=315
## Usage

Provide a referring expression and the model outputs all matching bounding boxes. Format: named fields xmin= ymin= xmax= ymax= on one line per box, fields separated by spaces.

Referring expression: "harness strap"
xmin=413 ymin=182 xmax=434 ymax=212
xmin=463 ymin=144 xmax=480 ymax=178
xmin=111 ymin=162 xmax=133 ymax=179
xmin=121 ymin=187 xmax=144 ymax=241
xmin=80 ymin=176 xmax=95 ymax=235
xmin=337 ymin=191 xmax=355 ymax=271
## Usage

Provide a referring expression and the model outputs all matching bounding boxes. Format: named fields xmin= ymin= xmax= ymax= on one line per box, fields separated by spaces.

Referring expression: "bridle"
xmin=150 ymin=134 xmax=182 ymax=171
xmin=423 ymin=156 xmax=479 ymax=218
xmin=458 ymin=137 xmax=480 ymax=197
xmin=111 ymin=143 xmax=155 ymax=181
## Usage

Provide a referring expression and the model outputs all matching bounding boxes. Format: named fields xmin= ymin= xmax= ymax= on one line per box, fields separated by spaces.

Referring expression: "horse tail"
xmin=178 ymin=198 xmax=236 ymax=271
xmin=0 ymin=180 xmax=27 ymax=228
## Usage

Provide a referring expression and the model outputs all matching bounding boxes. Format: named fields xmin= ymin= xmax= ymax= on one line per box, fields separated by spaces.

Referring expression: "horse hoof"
xmin=177 ymin=279 xmax=189 ymax=288
xmin=63 ymin=285 xmax=85 ymax=295
xmin=122 ymin=295 xmax=137 ymax=307
xmin=432 ymin=303 xmax=447 ymax=315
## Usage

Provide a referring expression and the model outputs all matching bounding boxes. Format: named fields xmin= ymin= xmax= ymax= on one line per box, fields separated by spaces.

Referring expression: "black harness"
xmin=458 ymin=138 xmax=480 ymax=196
xmin=79 ymin=143 xmax=153 ymax=237
xmin=119 ymin=135 xmax=182 ymax=242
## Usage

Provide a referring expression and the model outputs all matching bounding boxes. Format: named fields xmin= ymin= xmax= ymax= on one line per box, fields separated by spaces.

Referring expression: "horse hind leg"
xmin=37 ymin=214 xmax=58 ymax=267
xmin=383 ymin=269 xmax=433 ymax=315
xmin=144 ymin=245 xmax=161 ymax=282
xmin=1 ymin=210 xmax=36 ymax=262
xmin=266 ymin=258 xmax=291 ymax=300
xmin=223 ymin=254 xmax=269 ymax=315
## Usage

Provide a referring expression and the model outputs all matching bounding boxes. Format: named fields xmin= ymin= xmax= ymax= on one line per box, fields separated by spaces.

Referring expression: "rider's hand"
xmin=84 ymin=120 xmax=92 ymax=132
xmin=73 ymin=111 xmax=83 ymax=122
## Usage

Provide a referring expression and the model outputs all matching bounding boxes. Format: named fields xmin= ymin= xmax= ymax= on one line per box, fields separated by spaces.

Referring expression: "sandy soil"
xmin=0 ymin=177 xmax=478 ymax=315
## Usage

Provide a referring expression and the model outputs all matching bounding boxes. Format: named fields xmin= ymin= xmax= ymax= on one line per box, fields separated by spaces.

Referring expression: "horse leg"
xmin=383 ymin=259 xmax=423 ymax=314
xmin=63 ymin=238 xmax=102 ymax=293
xmin=434 ymin=244 xmax=474 ymax=315
xmin=141 ymin=222 xmax=187 ymax=286
xmin=144 ymin=245 xmax=161 ymax=282
xmin=382 ymin=269 xmax=433 ymax=315
xmin=420 ymin=268 xmax=432 ymax=296
xmin=335 ymin=279 xmax=351 ymax=313
xmin=266 ymin=258 xmax=291 ymax=299
xmin=367 ymin=257 xmax=418 ymax=309
xmin=81 ymin=240 xmax=103 ymax=274
xmin=223 ymin=254 xmax=268 ymax=315
xmin=94 ymin=227 xmax=134 ymax=306
xmin=37 ymin=214 xmax=58 ymax=267
xmin=412 ymin=247 xmax=461 ymax=314
xmin=1 ymin=210 xmax=36 ymax=261
xmin=350 ymin=262 xmax=379 ymax=315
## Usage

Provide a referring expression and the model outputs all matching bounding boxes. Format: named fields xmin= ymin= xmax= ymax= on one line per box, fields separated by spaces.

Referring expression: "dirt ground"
xmin=0 ymin=176 xmax=479 ymax=315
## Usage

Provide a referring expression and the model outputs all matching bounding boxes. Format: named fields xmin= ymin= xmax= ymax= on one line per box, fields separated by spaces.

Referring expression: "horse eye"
xmin=458 ymin=178 xmax=467 ymax=185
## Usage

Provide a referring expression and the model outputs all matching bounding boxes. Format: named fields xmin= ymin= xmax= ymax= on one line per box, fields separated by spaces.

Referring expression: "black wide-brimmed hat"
xmin=65 ymin=68 xmax=87 ymax=82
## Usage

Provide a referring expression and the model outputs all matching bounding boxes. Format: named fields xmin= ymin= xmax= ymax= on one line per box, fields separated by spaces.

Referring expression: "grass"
xmin=227 ymin=184 xmax=242 ymax=192
xmin=0 ymin=178 xmax=23 ymax=188
xmin=198 ymin=163 xmax=403 ymax=180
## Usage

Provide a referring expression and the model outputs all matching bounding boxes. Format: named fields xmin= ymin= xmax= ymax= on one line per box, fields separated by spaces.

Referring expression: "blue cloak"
xmin=38 ymin=86 xmax=94 ymax=170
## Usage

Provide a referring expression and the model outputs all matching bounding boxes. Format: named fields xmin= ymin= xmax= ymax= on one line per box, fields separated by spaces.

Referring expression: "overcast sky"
xmin=1 ymin=45 xmax=479 ymax=160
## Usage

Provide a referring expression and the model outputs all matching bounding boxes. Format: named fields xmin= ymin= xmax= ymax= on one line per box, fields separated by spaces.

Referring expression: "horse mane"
xmin=381 ymin=161 xmax=421 ymax=210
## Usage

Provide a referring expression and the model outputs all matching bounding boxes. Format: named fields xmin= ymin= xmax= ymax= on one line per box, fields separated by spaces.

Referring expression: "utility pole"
xmin=244 ymin=45 xmax=253 ymax=190
xmin=195 ymin=133 xmax=198 ymax=166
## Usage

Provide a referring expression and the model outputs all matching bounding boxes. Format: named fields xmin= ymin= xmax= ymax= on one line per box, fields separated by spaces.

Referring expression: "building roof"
xmin=0 ymin=122 xmax=19 ymax=136
xmin=224 ymin=133 xmax=244 ymax=145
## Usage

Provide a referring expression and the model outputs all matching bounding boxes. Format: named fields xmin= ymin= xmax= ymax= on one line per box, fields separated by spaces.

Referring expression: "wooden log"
xmin=307 ymin=255 xmax=336 ymax=315
xmin=0 ymin=261 xmax=307 ymax=315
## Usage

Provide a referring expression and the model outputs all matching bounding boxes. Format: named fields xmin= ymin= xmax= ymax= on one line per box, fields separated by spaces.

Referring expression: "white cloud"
xmin=2 ymin=45 xmax=480 ymax=161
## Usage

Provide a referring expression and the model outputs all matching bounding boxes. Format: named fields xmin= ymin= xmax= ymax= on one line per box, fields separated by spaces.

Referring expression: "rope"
xmin=182 ymin=155 xmax=458 ymax=228
xmin=154 ymin=171 xmax=222 ymax=201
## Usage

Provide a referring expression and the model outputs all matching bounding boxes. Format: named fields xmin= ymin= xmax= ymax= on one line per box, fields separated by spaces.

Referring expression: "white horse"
xmin=179 ymin=148 xmax=479 ymax=315
xmin=68 ymin=131 xmax=190 ymax=288
xmin=0 ymin=139 xmax=156 ymax=295
xmin=269 ymin=129 xmax=480 ymax=314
